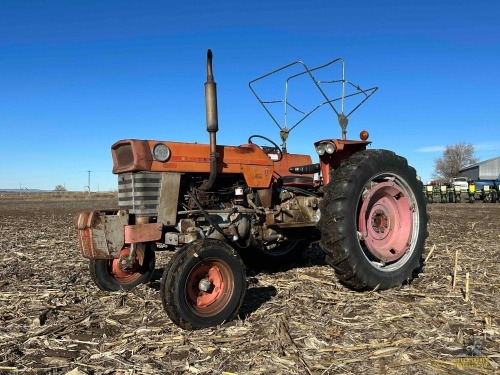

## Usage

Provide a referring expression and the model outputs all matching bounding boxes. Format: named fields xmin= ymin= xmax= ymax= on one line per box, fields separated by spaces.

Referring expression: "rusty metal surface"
xmin=111 ymin=140 xmax=274 ymax=188
xmin=112 ymin=140 xmax=153 ymax=174
xmin=124 ymin=222 xmax=162 ymax=244
xmin=135 ymin=216 xmax=150 ymax=225
xmin=205 ymin=49 xmax=218 ymax=134
xmin=257 ymin=188 xmax=272 ymax=208
xmin=75 ymin=210 xmax=128 ymax=259
xmin=157 ymin=172 xmax=181 ymax=226
xmin=315 ymin=139 xmax=369 ymax=185
xmin=202 ymin=49 xmax=219 ymax=191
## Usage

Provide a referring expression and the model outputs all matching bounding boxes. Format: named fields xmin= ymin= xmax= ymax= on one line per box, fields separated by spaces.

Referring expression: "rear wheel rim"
xmin=358 ymin=176 xmax=418 ymax=271
xmin=185 ymin=259 xmax=234 ymax=317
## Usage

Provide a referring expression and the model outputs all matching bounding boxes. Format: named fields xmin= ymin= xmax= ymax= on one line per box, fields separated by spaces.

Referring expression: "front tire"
xmin=318 ymin=150 xmax=427 ymax=290
xmin=89 ymin=243 xmax=155 ymax=291
xmin=160 ymin=239 xmax=246 ymax=330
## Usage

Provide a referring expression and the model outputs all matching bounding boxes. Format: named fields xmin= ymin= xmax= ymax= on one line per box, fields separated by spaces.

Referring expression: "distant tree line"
xmin=432 ymin=142 xmax=478 ymax=180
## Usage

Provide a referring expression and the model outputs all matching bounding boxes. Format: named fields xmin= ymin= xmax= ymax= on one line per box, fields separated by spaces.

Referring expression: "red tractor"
xmin=76 ymin=50 xmax=427 ymax=330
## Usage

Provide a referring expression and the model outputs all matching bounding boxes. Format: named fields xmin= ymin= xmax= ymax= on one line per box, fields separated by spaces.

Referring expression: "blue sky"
xmin=1 ymin=0 xmax=499 ymax=191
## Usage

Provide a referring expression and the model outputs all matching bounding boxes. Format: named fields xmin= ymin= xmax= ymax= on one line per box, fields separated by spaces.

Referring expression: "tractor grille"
xmin=118 ymin=172 xmax=161 ymax=216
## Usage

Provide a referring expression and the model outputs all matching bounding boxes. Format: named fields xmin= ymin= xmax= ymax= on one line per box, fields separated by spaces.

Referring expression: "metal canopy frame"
xmin=249 ymin=57 xmax=378 ymax=150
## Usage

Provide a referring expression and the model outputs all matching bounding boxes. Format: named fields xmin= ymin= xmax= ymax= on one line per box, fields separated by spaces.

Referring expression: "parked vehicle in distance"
xmin=451 ymin=177 xmax=468 ymax=191
xmin=474 ymin=180 xmax=500 ymax=203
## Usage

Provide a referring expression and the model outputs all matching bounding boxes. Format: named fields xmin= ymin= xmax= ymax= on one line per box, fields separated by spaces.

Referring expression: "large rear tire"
xmin=89 ymin=243 xmax=155 ymax=291
xmin=160 ymin=239 xmax=246 ymax=330
xmin=318 ymin=150 xmax=427 ymax=290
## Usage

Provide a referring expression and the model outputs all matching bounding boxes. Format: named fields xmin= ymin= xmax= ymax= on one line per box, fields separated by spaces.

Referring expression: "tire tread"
xmin=318 ymin=149 xmax=428 ymax=290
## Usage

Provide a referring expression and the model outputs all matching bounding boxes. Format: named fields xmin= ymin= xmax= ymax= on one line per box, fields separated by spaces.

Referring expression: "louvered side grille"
xmin=118 ymin=172 xmax=161 ymax=216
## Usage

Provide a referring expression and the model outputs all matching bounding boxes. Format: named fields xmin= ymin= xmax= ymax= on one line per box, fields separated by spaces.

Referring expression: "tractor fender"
xmin=315 ymin=139 xmax=370 ymax=185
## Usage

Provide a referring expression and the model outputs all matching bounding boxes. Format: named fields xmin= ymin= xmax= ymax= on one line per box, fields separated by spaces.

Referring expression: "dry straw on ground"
xmin=0 ymin=194 xmax=499 ymax=374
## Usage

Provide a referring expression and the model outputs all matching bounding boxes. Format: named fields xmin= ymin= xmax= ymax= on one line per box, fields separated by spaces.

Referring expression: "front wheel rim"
xmin=185 ymin=259 xmax=234 ymax=317
xmin=109 ymin=247 xmax=144 ymax=284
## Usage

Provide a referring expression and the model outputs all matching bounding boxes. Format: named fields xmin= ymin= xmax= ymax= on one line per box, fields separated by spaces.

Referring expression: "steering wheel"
xmin=248 ymin=135 xmax=283 ymax=162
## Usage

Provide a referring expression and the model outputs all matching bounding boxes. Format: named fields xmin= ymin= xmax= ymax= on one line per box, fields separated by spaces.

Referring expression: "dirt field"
xmin=0 ymin=194 xmax=499 ymax=374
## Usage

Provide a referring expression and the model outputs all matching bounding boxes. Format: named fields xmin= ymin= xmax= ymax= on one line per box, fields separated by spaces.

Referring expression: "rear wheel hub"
xmin=371 ymin=209 xmax=389 ymax=234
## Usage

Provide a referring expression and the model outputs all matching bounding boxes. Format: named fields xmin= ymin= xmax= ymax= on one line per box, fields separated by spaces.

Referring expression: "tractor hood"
xmin=111 ymin=139 xmax=274 ymax=188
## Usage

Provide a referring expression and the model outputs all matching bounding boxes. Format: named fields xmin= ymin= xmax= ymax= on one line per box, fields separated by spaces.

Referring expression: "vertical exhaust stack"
xmin=202 ymin=49 xmax=218 ymax=190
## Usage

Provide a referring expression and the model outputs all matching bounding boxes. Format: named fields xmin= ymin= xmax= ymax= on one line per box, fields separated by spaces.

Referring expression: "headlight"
xmin=316 ymin=144 xmax=326 ymax=155
xmin=325 ymin=142 xmax=336 ymax=154
xmin=152 ymin=143 xmax=171 ymax=162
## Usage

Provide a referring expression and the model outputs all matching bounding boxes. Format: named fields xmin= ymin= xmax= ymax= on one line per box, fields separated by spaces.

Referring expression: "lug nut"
xmin=198 ymin=278 xmax=213 ymax=292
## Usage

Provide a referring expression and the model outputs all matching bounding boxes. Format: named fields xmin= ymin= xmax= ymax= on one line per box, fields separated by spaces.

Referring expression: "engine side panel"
xmin=272 ymin=153 xmax=314 ymax=179
xmin=112 ymin=140 xmax=274 ymax=188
